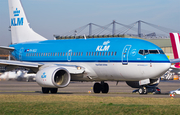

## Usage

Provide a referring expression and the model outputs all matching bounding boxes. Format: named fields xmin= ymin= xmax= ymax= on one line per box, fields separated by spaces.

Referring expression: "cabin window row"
xmin=86 ymin=52 xmax=117 ymax=56
xmin=26 ymin=51 xmax=117 ymax=57
xmin=26 ymin=52 xmax=83 ymax=57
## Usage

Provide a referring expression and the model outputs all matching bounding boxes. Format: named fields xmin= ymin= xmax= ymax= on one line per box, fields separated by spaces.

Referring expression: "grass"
xmin=0 ymin=94 xmax=180 ymax=115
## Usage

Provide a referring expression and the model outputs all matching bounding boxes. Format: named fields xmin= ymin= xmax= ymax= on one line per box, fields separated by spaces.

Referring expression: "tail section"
xmin=8 ymin=0 xmax=47 ymax=44
xmin=169 ymin=33 xmax=180 ymax=68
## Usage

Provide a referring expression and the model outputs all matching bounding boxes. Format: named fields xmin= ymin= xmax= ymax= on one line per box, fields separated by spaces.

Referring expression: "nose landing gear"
xmin=138 ymin=86 xmax=147 ymax=94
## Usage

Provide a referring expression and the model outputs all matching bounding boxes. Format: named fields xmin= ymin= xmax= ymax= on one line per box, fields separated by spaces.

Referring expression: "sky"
xmin=0 ymin=0 xmax=180 ymax=46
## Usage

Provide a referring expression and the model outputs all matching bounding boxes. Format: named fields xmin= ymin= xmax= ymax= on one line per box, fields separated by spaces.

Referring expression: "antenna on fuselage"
xmin=84 ymin=34 xmax=86 ymax=40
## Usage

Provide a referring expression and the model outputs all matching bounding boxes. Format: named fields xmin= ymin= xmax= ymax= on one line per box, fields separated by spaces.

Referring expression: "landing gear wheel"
xmin=42 ymin=87 xmax=50 ymax=94
xmin=102 ymin=83 xmax=109 ymax=93
xmin=50 ymin=88 xmax=58 ymax=94
xmin=138 ymin=87 xmax=144 ymax=94
xmin=93 ymin=83 xmax=101 ymax=93
xmin=143 ymin=87 xmax=147 ymax=94
xmin=139 ymin=87 xmax=147 ymax=95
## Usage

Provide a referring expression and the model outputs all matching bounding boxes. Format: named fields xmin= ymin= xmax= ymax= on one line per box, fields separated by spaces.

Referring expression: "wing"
xmin=0 ymin=59 xmax=42 ymax=72
xmin=0 ymin=59 xmax=85 ymax=74
xmin=0 ymin=46 xmax=15 ymax=51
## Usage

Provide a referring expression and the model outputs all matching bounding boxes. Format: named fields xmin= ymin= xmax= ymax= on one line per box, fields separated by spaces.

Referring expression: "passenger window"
xmin=81 ymin=52 xmax=83 ymax=56
xmin=115 ymin=52 xmax=117 ymax=56
xmin=97 ymin=52 xmax=99 ymax=56
xmin=86 ymin=52 xmax=88 ymax=56
xmin=102 ymin=52 xmax=104 ymax=56
xmin=108 ymin=52 xmax=110 ymax=56
xmin=111 ymin=52 xmax=113 ymax=56
xmin=94 ymin=52 xmax=96 ymax=56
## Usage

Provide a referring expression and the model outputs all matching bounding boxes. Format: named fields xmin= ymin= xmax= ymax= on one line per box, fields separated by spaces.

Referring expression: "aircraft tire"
xmin=143 ymin=87 xmax=147 ymax=94
xmin=138 ymin=87 xmax=144 ymax=94
xmin=42 ymin=87 xmax=50 ymax=94
xmin=102 ymin=83 xmax=109 ymax=93
xmin=50 ymin=88 xmax=58 ymax=94
xmin=93 ymin=83 xmax=101 ymax=93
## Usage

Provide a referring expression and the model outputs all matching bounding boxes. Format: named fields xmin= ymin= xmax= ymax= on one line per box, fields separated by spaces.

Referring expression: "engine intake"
xmin=36 ymin=66 xmax=71 ymax=88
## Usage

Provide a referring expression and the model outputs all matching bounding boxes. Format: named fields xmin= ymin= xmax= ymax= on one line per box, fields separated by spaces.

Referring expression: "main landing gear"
xmin=42 ymin=87 xmax=58 ymax=94
xmin=138 ymin=86 xmax=147 ymax=94
xmin=93 ymin=81 xmax=109 ymax=93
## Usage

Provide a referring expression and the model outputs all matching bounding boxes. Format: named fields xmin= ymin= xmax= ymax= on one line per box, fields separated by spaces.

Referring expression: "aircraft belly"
xmin=40 ymin=62 xmax=170 ymax=81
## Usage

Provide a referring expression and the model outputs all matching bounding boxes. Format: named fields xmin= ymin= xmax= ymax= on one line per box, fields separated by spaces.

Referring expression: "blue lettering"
xmin=11 ymin=18 xmax=24 ymax=26
xmin=17 ymin=18 xmax=23 ymax=25
xmin=11 ymin=18 xmax=15 ymax=26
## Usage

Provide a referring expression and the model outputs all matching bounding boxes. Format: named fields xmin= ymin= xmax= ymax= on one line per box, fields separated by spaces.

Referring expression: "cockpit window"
xmin=149 ymin=50 xmax=159 ymax=54
xmin=144 ymin=50 xmax=149 ymax=55
xmin=139 ymin=50 xmax=144 ymax=55
xmin=139 ymin=49 xmax=164 ymax=55
xmin=138 ymin=50 xmax=149 ymax=55
xmin=159 ymin=50 xmax=164 ymax=54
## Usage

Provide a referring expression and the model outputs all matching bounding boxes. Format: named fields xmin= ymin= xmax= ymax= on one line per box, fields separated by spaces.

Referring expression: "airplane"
xmin=0 ymin=0 xmax=171 ymax=94
xmin=169 ymin=33 xmax=180 ymax=74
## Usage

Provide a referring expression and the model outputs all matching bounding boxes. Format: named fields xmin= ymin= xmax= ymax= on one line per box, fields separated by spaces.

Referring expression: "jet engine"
xmin=126 ymin=78 xmax=160 ymax=88
xmin=36 ymin=66 xmax=71 ymax=88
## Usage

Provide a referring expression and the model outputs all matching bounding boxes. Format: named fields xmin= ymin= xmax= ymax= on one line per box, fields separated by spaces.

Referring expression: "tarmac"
xmin=0 ymin=80 xmax=180 ymax=98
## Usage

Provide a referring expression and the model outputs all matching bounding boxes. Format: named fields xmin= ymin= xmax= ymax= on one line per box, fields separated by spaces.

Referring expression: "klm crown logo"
xmin=13 ymin=8 xmax=20 ymax=16
xmin=11 ymin=8 xmax=23 ymax=26
xmin=41 ymin=72 xmax=47 ymax=78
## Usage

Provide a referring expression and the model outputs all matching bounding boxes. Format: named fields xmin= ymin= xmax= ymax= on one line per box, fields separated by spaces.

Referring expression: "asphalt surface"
xmin=0 ymin=80 xmax=180 ymax=98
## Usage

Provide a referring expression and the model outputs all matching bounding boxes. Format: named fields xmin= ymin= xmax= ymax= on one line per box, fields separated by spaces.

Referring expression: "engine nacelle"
xmin=126 ymin=78 xmax=160 ymax=88
xmin=36 ymin=66 xmax=71 ymax=88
